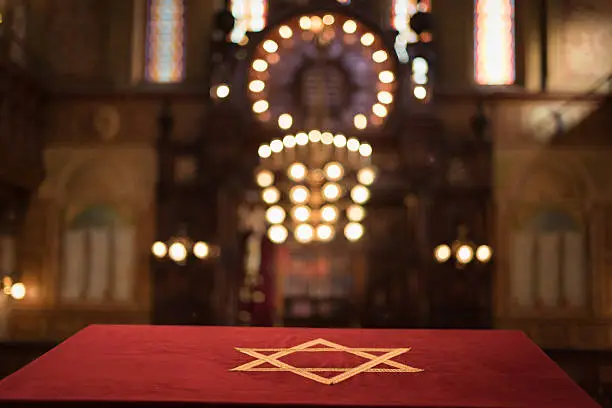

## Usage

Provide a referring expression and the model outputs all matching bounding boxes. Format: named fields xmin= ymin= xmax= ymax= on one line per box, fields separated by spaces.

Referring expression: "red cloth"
xmin=0 ymin=325 xmax=599 ymax=408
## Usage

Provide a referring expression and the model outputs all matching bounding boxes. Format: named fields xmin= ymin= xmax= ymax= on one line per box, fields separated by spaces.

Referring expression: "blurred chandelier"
xmin=255 ymin=130 xmax=376 ymax=244
xmin=151 ymin=234 xmax=219 ymax=264
xmin=434 ymin=225 xmax=492 ymax=268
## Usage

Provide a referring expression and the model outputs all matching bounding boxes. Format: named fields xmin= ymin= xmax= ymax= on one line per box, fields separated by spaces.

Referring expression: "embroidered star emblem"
xmin=231 ymin=338 xmax=424 ymax=385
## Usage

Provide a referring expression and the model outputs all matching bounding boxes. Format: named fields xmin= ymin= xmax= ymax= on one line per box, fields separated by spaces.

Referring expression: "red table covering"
xmin=0 ymin=325 xmax=600 ymax=408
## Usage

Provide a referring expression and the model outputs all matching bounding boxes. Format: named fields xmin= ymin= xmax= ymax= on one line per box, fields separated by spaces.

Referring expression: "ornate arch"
xmin=39 ymin=149 xmax=155 ymax=215
xmin=509 ymin=155 xmax=594 ymax=202
xmin=504 ymin=155 xmax=594 ymax=230
xmin=244 ymin=12 xmax=397 ymax=133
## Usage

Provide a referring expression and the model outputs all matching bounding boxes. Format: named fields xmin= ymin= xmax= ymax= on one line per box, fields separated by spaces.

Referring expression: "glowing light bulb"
xmin=308 ymin=129 xmax=322 ymax=142
xmin=168 ymin=242 xmax=188 ymax=262
xmin=476 ymin=245 xmax=493 ymax=263
xmin=413 ymin=57 xmax=429 ymax=74
xmin=249 ymin=80 xmax=265 ymax=93
xmin=372 ymin=103 xmax=388 ymax=118
xmin=322 ymin=183 xmax=342 ymax=201
xmin=299 ymin=16 xmax=312 ymax=30
xmin=193 ymin=242 xmax=210 ymax=259
xmin=215 ymin=84 xmax=230 ymax=98
xmin=256 ymin=170 xmax=274 ymax=187
xmin=262 ymin=187 xmax=280 ymax=204
xmin=279 ymin=25 xmax=293 ymax=39
xmin=316 ymin=225 xmax=335 ymax=242
xmin=310 ymin=16 xmax=324 ymax=32
xmin=377 ymin=91 xmax=393 ymax=104
xmin=252 ymin=59 xmax=268 ymax=72
xmin=357 ymin=167 xmax=376 ymax=185
xmin=414 ymin=86 xmax=427 ymax=100
xmin=360 ymin=33 xmax=375 ymax=46
xmin=268 ymin=225 xmax=288 ymax=244
xmin=372 ymin=50 xmax=388 ymax=63
xmin=270 ymin=139 xmax=283 ymax=153
xmin=347 ymin=205 xmax=366 ymax=222
xmin=323 ymin=14 xmax=335 ymax=25
xmin=321 ymin=132 xmax=334 ymax=145
xmin=344 ymin=140 xmax=359 ymax=153
xmin=288 ymin=163 xmax=307 ymax=182
xmin=10 ymin=282 xmax=26 ymax=300
xmin=290 ymin=186 xmax=310 ymax=204
xmin=292 ymin=206 xmax=311 ymax=222
xmin=278 ymin=114 xmax=293 ymax=130
xmin=283 ymin=135 xmax=296 ymax=148
xmin=343 ymin=19 xmax=357 ymax=34
xmin=321 ymin=205 xmax=339 ymax=223
xmin=324 ymin=162 xmax=344 ymax=181
xmin=263 ymin=39 xmax=279 ymax=53
xmin=295 ymin=132 xmax=309 ymax=145
xmin=294 ymin=224 xmax=315 ymax=243
xmin=333 ymin=134 xmax=347 ymax=148
xmin=351 ymin=185 xmax=370 ymax=204
xmin=456 ymin=245 xmax=474 ymax=264
xmin=266 ymin=206 xmax=286 ymax=224
xmin=354 ymin=114 xmax=367 ymax=130
xmin=379 ymin=70 xmax=395 ymax=84
xmin=344 ymin=223 xmax=364 ymax=242
xmin=359 ymin=143 xmax=372 ymax=157
xmin=151 ymin=241 xmax=167 ymax=258
xmin=258 ymin=145 xmax=272 ymax=158
xmin=253 ymin=100 xmax=269 ymax=113
xmin=434 ymin=245 xmax=452 ymax=263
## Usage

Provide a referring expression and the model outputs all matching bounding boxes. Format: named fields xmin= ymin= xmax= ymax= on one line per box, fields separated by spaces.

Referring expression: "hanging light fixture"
xmin=1 ymin=274 xmax=26 ymax=300
xmin=254 ymin=130 xmax=376 ymax=244
xmin=151 ymin=235 xmax=220 ymax=264
xmin=434 ymin=225 xmax=492 ymax=268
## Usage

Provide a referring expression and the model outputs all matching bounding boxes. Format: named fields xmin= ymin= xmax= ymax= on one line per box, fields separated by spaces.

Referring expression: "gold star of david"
xmin=231 ymin=338 xmax=424 ymax=385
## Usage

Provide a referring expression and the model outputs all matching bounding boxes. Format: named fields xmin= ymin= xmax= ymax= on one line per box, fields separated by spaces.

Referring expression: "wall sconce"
xmin=151 ymin=238 xmax=220 ymax=264
xmin=1 ymin=274 xmax=26 ymax=300
xmin=434 ymin=225 xmax=492 ymax=268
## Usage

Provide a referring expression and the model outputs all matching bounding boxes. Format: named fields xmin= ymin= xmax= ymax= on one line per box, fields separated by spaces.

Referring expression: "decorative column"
xmin=0 ymin=290 xmax=9 ymax=339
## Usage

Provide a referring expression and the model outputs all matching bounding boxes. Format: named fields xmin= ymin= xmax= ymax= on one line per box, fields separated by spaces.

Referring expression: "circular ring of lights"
xmin=255 ymin=130 xmax=375 ymax=244
xmin=247 ymin=13 xmax=397 ymax=133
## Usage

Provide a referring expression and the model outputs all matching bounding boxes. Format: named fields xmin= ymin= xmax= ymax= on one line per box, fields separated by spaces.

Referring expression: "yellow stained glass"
xmin=146 ymin=0 xmax=185 ymax=83
xmin=474 ymin=0 xmax=515 ymax=85
xmin=230 ymin=0 xmax=268 ymax=44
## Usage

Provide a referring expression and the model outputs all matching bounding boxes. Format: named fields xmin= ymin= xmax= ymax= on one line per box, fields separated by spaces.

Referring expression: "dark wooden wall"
xmin=0 ymin=22 xmax=46 ymax=242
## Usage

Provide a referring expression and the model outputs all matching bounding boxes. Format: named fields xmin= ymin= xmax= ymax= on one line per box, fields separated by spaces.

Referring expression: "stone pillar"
xmin=0 ymin=293 xmax=8 ymax=339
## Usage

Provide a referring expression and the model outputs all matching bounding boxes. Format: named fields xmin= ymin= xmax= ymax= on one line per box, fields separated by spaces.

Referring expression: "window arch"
xmin=474 ymin=0 xmax=515 ymax=85
xmin=145 ymin=0 xmax=185 ymax=83
xmin=510 ymin=209 xmax=587 ymax=310
xmin=62 ymin=205 xmax=136 ymax=304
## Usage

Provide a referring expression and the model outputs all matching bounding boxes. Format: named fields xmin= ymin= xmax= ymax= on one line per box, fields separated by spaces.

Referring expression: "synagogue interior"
xmin=0 ymin=0 xmax=612 ymax=404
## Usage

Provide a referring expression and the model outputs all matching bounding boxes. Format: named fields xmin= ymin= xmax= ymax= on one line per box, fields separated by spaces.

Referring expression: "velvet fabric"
xmin=0 ymin=325 xmax=599 ymax=408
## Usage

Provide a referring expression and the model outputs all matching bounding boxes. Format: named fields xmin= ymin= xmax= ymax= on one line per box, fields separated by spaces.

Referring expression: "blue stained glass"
xmin=146 ymin=0 xmax=185 ymax=83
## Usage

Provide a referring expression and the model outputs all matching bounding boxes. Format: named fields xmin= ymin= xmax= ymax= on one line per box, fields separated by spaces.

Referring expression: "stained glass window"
xmin=474 ymin=0 xmax=515 ymax=85
xmin=146 ymin=0 xmax=185 ymax=83
xmin=391 ymin=0 xmax=432 ymax=63
xmin=229 ymin=0 xmax=268 ymax=44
